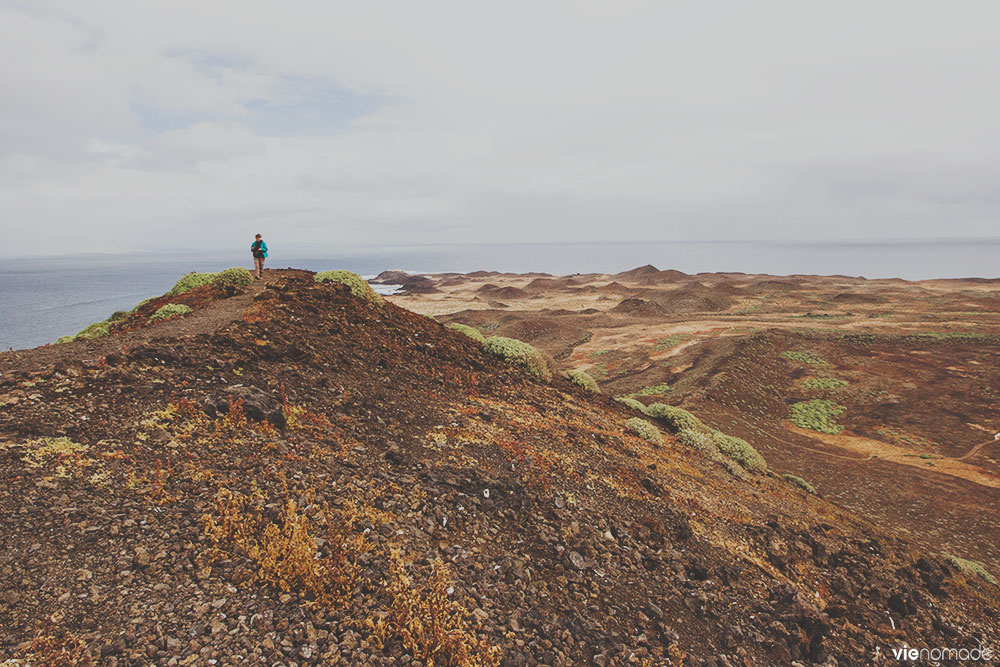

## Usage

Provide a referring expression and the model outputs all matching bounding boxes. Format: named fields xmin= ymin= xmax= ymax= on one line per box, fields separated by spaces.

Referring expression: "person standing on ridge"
xmin=251 ymin=234 xmax=268 ymax=279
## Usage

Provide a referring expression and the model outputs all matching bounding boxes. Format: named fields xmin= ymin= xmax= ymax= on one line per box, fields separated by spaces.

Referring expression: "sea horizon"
xmin=2 ymin=239 xmax=998 ymax=352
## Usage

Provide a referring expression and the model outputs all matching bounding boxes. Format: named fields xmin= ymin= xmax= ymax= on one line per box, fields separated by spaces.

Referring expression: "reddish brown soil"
xmin=3 ymin=270 xmax=997 ymax=664
xmin=392 ymin=267 xmax=1000 ymax=583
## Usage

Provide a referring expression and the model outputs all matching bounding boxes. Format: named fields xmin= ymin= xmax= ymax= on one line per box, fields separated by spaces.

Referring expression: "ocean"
xmin=1 ymin=240 xmax=998 ymax=351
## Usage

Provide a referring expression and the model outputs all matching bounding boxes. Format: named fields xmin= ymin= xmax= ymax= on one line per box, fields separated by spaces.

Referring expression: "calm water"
xmin=1 ymin=240 xmax=998 ymax=351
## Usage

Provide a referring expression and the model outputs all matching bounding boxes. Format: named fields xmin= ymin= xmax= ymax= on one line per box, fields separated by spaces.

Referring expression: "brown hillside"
xmin=1 ymin=271 xmax=997 ymax=665
xmin=610 ymin=298 xmax=669 ymax=317
xmin=612 ymin=264 xmax=661 ymax=281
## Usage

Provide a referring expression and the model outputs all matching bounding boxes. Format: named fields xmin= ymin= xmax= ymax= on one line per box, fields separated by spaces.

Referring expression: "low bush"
xmin=781 ymin=350 xmax=830 ymax=366
xmin=446 ymin=322 xmax=486 ymax=343
xmin=57 ymin=318 xmax=111 ymax=343
xmin=644 ymin=403 xmax=768 ymax=472
xmin=167 ymin=267 xmax=254 ymax=296
xmin=625 ymin=383 xmax=673 ymax=398
xmin=625 ymin=417 xmax=662 ymax=445
xmin=711 ymin=430 xmax=767 ymax=473
xmin=944 ymin=553 xmax=997 ymax=585
xmin=76 ymin=319 xmax=111 ymax=339
xmin=214 ymin=267 xmax=254 ymax=288
xmin=567 ymin=369 xmax=600 ymax=393
xmin=314 ymin=270 xmax=385 ymax=306
xmin=676 ymin=428 xmax=722 ymax=461
xmin=801 ymin=377 xmax=848 ymax=390
xmin=129 ymin=297 xmax=154 ymax=314
xmin=790 ymin=399 xmax=846 ymax=434
xmin=654 ymin=335 xmax=686 ymax=351
xmin=615 ymin=397 xmax=646 ymax=412
xmin=482 ymin=336 xmax=551 ymax=380
xmin=150 ymin=303 xmax=193 ymax=322
xmin=167 ymin=271 xmax=217 ymax=296
xmin=643 ymin=403 xmax=767 ymax=473
xmin=784 ymin=474 xmax=816 ymax=494
xmin=643 ymin=403 xmax=706 ymax=433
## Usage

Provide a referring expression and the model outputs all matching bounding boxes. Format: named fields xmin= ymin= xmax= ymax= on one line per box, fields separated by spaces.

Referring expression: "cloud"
xmin=154 ymin=122 xmax=263 ymax=164
xmin=2 ymin=0 xmax=1000 ymax=256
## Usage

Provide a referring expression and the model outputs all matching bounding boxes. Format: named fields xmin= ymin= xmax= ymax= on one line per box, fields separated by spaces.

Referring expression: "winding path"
xmin=778 ymin=423 xmax=1000 ymax=488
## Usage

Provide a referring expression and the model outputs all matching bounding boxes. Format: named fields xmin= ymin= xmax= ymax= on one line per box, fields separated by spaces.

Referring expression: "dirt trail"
xmin=783 ymin=423 xmax=1000 ymax=488
xmin=766 ymin=430 xmax=874 ymax=462
xmin=956 ymin=438 xmax=999 ymax=461
xmin=655 ymin=338 xmax=703 ymax=360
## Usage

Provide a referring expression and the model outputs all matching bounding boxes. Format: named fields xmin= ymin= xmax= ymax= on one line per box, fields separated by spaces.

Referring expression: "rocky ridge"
xmin=0 ymin=270 xmax=997 ymax=665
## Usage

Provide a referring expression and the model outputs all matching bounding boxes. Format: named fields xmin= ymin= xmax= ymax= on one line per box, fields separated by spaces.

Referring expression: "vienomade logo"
xmin=882 ymin=644 xmax=994 ymax=663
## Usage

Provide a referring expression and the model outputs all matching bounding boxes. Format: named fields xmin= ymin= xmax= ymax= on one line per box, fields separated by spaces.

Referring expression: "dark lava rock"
xmin=202 ymin=385 xmax=286 ymax=429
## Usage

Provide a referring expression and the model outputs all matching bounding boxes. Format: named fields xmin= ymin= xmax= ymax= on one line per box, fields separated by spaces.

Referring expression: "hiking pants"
xmin=254 ymin=256 xmax=265 ymax=278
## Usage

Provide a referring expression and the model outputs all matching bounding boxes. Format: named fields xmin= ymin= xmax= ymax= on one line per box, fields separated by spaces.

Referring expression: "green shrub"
xmin=129 ymin=297 xmax=154 ymax=314
xmin=790 ymin=399 xmax=846 ymax=434
xmin=446 ymin=322 xmax=485 ymax=343
xmin=643 ymin=403 xmax=706 ymax=433
xmin=78 ymin=320 xmax=111 ymax=339
xmin=314 ymin=270 xmax=385 ymax=306
xmin=214 ymin=267 xmax=254 ymax=288
xmin=58 ymin=318 xmax=111 ymax=343
xmin=654 ymin=335 xmax=687 ymax=351
xmin=625 ymin=417 xmax=662 ymax=445
xmin=643 ymin=402 xmax=767 ymax=472
xmin=615 ymin=397 xmax=646 ymax=412
xmin=784 ymin=474 xmax=816 ymax=494
xmin=944 ymin=553 xmax=996 ymax=585
xmin=711 ymin=430 xmax=767 ymax=473
xmin=150 ymin=303 xmax=193 ymax=322
xmin=676 ymin=428 xmax=722 ymax=461
xmin=167 ymin=271 xmax=217 ymax=296
xmin=801 ymin=377 xmax=848 ymax=390
xmin=781 ymin=350 xmax=830 ymax=366
xmin=625 ymin=383 xmax=672 ymax=398
xmin=567 ymin=369 xmax=600 ymax=393
xmin=482 ymin=336 xmax=551 ymax=380
xmin=166 ymin=267 xmax=254 ymax=297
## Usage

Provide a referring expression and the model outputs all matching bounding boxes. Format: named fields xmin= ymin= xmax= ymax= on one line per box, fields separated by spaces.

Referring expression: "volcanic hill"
xmin=392 ymin=265 xmax=1000 ymax=585
xmin=1 ymin=269 xmax=997 ymax=665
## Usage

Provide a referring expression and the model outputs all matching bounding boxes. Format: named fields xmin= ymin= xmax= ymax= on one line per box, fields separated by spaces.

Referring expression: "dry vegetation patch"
xmin=204 ymin=487 xmax=370 ymax=605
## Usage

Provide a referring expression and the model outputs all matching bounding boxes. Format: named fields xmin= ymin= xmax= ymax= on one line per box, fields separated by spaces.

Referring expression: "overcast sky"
xmin=2 ymin=1 xmax=999 ymax=257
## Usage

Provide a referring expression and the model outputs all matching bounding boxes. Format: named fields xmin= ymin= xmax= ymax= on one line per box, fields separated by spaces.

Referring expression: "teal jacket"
xmin=251 ymin=240 xmax=268 ymax=258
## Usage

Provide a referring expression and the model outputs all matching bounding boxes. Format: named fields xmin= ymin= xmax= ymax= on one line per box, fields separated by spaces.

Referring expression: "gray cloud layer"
xmin=2 ymin=1 xmax=999 ymax=256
